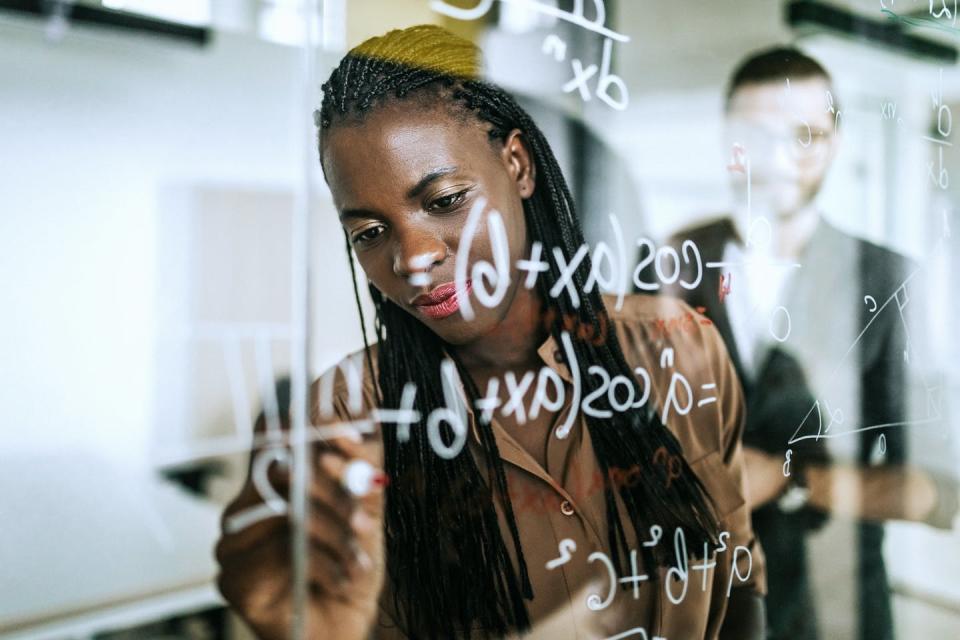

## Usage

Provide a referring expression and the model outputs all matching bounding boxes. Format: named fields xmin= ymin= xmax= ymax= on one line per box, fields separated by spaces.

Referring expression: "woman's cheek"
xmin=361 ymin=257 xmax=400 ymax=299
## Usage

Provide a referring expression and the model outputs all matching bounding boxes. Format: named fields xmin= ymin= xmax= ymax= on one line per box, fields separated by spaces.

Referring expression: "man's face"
xmin=725 ymin=77 xmax=838 ymax=219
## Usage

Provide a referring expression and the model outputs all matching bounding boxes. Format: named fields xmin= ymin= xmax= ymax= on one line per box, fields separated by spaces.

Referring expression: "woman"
xmin=216 ymin=25 xmax=764 ymax=640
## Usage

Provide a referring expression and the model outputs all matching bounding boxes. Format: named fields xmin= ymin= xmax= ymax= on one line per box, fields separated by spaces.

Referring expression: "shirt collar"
xmin=536 ymin=332 xmax=574 ymax=384
xmin=459 ymin=331 xmax=574 ymax=447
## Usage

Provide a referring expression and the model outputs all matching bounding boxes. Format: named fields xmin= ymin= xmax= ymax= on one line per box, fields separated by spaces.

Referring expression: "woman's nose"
xmin=392 ymin=229 xmax=448 ymax=282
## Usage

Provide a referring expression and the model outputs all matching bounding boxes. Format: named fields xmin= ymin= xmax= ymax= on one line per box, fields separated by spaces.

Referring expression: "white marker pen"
xmin=341 ymin=459 xmax=389 ymax=497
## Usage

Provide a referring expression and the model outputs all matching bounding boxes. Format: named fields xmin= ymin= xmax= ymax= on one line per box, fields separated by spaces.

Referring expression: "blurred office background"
xmin=0 ymin=1 xmax=957 ymax=638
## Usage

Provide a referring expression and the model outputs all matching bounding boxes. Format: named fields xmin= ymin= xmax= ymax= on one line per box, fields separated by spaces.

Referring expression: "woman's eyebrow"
xmin=338 ymin=166 xmax=461 ymax=221
xmin=406 ymin=166 xmax=459 ymax=199
xmin=339 ymin=207 xmax=376 ymax=222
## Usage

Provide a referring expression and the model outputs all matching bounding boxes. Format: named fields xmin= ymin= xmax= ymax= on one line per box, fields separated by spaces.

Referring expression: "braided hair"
xmin=317 ymin=25 xmax=720 ymax=639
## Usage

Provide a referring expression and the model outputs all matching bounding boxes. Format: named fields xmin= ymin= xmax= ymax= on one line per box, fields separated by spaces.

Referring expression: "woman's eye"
xmin=352 ymin=225 xmax=385 ymax=245
xmin=429 ymin=190 xmax=468 ymax=211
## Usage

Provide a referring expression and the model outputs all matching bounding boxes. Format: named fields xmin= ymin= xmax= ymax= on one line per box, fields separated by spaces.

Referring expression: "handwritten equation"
xmin=431 ymin=0 xmax=630 ymax=109
xmin=545 ymin=525 xmax=753 ymax=609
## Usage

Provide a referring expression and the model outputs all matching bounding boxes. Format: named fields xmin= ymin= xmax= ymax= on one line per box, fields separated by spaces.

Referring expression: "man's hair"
xmin=725 ymin=45 xmax=833 ymax=109
xmin=318 ymin=24 xmax=719 ymax=639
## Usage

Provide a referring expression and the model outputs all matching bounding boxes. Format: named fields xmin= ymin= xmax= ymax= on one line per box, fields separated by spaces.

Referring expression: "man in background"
xmin=651 ymin=47 xmax=956 ymax=640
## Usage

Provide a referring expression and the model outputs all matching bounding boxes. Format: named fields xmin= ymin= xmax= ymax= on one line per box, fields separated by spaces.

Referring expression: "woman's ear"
xmin=501 ymin=128 xmax=536 ymax=199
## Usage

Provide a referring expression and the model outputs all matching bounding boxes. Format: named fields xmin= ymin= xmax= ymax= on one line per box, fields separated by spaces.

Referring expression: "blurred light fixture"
xmin=0 ymin=0 xmax=211 ymax=44
xmin=97 ymin=0 xmax=210 ymax=26
xmin=787 ymin=0 xmax=957 ymax=63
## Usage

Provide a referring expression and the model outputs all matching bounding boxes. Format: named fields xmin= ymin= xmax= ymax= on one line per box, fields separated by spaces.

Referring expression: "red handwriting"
xmin=727 ymin=142 xmax=748 ymax=173
xmin=652 ymin=306 xmax=713 ymax=338
xmin=540 ymin=306 xmax=610 ymax=346
xmin=425 ymin=450 xmax=692 ymax=522
xmin=425 ymin=462 xmax=646 ymax=522
xmin=501 ymin=463 xmax=645 ymax=517
xmin=653 ymin=446 xmax=683 ymax=489
xmin=718 ymin=273 xmax=732 ymax=304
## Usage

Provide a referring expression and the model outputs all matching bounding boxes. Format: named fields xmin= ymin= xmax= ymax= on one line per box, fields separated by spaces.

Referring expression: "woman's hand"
xmin=215 ymin=430 xmax=387 ymax=640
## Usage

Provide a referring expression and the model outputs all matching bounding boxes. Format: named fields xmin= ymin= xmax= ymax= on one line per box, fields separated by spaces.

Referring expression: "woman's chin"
xmin=415 ymin=310 xmax=497 ymax=347
xmin=427 ymin=320 xmax=486 ymax=346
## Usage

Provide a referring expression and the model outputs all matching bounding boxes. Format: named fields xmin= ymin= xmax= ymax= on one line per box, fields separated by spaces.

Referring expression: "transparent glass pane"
xmin=0 ymin=0 xmax=313 ymax=637
xmin=3 ymin=1 xmax=957 ymax=639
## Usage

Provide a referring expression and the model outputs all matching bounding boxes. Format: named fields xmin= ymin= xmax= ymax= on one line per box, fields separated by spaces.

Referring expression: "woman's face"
xmin=321 ymin=101 xmax=536 ymax=346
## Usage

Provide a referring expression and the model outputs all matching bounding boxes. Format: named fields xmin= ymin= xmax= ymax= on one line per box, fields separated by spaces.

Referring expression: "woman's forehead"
xmin=322 ymin=104 xmax=497 ymax=200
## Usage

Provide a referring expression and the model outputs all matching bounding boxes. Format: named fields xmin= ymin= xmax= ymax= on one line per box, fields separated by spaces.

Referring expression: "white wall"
xmin=0 ymin=13 xmax=361 ymax=469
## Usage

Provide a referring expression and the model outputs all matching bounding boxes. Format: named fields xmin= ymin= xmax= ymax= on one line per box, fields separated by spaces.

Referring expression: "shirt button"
xmin=560 ymin=500 xmax=575 ymax=516
xmin=553 ymin=348 xmax=565 ymax=364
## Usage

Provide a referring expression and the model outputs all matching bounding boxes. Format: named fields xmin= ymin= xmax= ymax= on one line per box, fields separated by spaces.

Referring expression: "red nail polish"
xmin=372 ymin=471 xmax=390 ymax=488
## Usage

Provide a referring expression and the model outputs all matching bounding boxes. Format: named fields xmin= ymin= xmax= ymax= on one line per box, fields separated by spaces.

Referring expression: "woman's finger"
xmin=315 ymin=424 xmax=381 ymax=466
xmin=306 ymin=501 xmax=356 ymax=564
xmin=216 ymin=532 xmax=290 ymax=611
xmin=309 ymin=462 xmax=355 ymax=521
xmin=308 ymin=540 xmax=353 ymax=595
xmin=313 ymin=447 xmax=385 ymax=574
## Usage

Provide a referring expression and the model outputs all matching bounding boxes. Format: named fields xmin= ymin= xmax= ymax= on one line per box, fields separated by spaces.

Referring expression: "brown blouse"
xmin=315 ymin=294 xmax=766 ymax=639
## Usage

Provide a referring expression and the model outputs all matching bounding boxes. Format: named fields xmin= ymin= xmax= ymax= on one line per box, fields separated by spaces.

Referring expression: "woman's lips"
xmin=411 ymin=280 xmax=472 ymax=320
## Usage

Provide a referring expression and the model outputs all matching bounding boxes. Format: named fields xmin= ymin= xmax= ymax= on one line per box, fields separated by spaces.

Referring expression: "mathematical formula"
xmin=431 ymin=0 xmax=630 ymax=109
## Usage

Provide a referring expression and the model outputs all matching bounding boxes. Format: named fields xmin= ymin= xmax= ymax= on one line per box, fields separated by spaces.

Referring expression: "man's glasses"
xmin=727 ymin=121 xmax=834 ymax=162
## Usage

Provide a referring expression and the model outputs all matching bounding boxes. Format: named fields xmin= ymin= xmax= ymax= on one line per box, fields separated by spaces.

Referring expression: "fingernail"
xmin=339 ymin=427 xmax=362 ymax=443
xmin=350 ymin=509 xmax=375 ymax=534
xmin=357 ymin=549 xmax=373 ymax=571
xmin=318 ymin=452 xmax=337 ymax=472
xmin=354 ymin=546 xmax=373 ymax=572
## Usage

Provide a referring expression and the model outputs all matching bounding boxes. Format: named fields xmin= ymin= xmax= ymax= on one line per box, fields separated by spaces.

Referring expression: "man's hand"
xmin=743 ymin=446 xmax=790 ymax=508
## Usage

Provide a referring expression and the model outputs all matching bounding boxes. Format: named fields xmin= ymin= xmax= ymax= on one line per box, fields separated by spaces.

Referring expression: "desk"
xmin=0 ymin=454 xmax=224 ymax=639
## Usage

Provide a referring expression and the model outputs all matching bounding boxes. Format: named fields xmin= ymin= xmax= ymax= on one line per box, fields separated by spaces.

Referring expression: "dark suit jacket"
xmin=640 ymin=216 xmax=913 ymax=640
